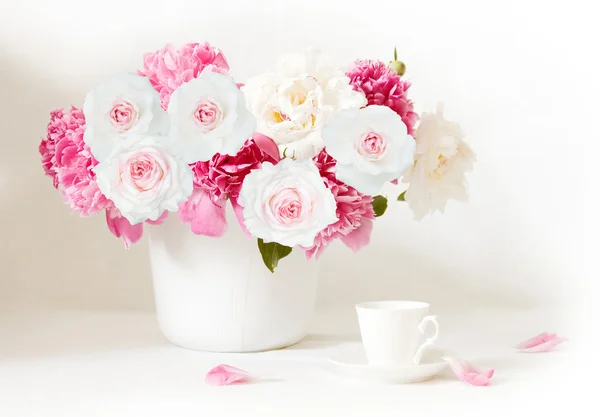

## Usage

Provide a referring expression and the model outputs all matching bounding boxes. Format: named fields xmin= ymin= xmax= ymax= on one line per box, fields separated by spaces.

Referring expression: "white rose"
xmin=242 ymin=49 xmax=367 ymax=159
xmin=239 ymin=158 xmax=338 ymax=247
xmin=83 ymin=72 xmax=168 ymax=162
xmin=322 ymin=105 xmax=416 ymax=195
xmin=402 ymin=105 xmax=475 ymax=219
xmin=94 ymin=134 xmax=194 ymax=225
xmin=167 ymin=72 xmax=256 ymax=163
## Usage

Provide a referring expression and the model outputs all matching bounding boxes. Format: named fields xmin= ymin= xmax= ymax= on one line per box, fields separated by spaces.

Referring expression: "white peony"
xmin=167 ymin=72 xmax=256 ymax=163
xmin=83 ymin=72 xmax=168 ymax=162
xmin=93 ymin=134 xmax=194 ymax=225
xmin=402 ymin=105 xmax=475 ymax=219
xmin=322 ymin=105 xmax=416 ymax=195
xmin=239 ymin=158 xmax=338 ymax=247
xmin=242 ymin=49 xmax=367 ymax=159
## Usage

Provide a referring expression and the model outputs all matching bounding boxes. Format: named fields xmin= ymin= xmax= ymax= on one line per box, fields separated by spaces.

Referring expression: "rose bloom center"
xmin=127 ymin=154 xmax=164 ymax=191
xmin=356 ymin=132 xmax=387 ymax=160
xmin=269 ymin=188 xmax=303 ymax=225
xmin=194 ymin=99 xmax=223 ymax=132
xmin=110 ymin=99 xmax=138 ymax=132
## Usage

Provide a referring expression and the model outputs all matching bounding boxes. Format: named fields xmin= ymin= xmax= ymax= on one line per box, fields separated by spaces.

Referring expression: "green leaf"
xmin=371 ymin=195 xmax=388 ymax=217
xmin=257 ymin=238 xmax=293 ymax=273
xmin=397 ymin=191 xmax=407 ymax=201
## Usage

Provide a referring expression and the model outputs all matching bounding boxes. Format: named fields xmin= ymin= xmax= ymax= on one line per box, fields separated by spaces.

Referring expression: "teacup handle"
xmin=413 ymin=315 xmax=439 ymax=365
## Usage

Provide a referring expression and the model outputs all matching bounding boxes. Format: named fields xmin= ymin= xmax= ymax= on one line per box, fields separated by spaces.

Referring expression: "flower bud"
xmin=390 ymin=47 xmax=406 ymax=76
xmin=389 ymin=60 xmax=406 ymax=77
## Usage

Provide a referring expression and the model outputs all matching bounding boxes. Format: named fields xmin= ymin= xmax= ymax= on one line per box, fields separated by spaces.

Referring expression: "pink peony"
xmin=138 ymin=42 xmax=230 ymax=109
xmin=304 ymin=150 xmax=376 ymax=259
xmin=40 ymin=107 xmax=109 ymax=216
xmin=191 ymin=134 xmax=279 ymax=203
xmin=346 ymin=59 xmax=418 ymax=135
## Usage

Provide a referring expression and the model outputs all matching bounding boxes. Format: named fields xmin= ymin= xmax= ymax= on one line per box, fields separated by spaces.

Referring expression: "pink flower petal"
xmin=515 ymin=332 xmax=553 ymax=349
xmin=211 ymin=50 xmax=230 ymax=72
xmin=252 ymin=133 xmax=281 ymax=163
xmin=515 ymin=332 xmax=567 ymax=352
xmin=443 ymin=355 xmax=494 ymax=386
xmin=517 ymin=337 xmax=568 ymax=353
xmin=462 ymin=373 xmax=492 ymax=386
xmin=484 ymin=368 xmax=495 ymax=379
xmin=178 ymin=188 xmax=228 ymax=237
xmin=230 ymin=196 xmax=251 ymax=238
xmin=205 ymin=364 xmax=252 ymax=386
xmin=340 ymin=218 xmax=373 ymax=252
xmin=106 ymin=207 xmax=144 ymax=249
xmin=145 ymin=210 xmax=169 ymax=225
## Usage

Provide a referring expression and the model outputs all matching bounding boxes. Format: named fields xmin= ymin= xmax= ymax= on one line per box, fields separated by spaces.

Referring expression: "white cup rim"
xmin=355 ymin=300 xmax=430 ymax=311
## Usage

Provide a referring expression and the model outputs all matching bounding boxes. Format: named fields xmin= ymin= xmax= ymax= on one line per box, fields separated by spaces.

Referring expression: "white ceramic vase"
xmin=147 ymin=206 xmax=319 ymax=352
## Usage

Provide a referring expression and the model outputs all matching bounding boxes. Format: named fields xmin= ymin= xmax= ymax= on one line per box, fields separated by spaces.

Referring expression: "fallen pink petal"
xmin=205 ymin=364 xmax=252 ymax=386
xmin=442 ymin=355 xmax=494 ymax=386
xmin=516 ymin=332 xmax=568 ymax=353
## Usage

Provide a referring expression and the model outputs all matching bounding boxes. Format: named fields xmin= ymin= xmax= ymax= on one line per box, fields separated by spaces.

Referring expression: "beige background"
xmin=0 ymin=0 xmax=593 ymax=315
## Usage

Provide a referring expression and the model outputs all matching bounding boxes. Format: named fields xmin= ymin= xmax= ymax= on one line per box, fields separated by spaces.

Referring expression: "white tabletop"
xmin=0 ymin=305 xmax=584 ymax=417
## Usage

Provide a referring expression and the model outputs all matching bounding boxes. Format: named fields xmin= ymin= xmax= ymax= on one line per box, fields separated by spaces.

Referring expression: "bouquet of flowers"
xmin=39 ymin=43 xmax=474 ymax=272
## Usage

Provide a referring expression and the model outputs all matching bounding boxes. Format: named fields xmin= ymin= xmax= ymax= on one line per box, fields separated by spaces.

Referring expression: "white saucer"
xmin=325 ymin=343 xmax=449 ymax=384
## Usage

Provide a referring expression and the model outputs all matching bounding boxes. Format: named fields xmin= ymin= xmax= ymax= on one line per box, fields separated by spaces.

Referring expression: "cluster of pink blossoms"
xmin=39 ymin=107 xmax=166 ymax=247
xmin=40 ymin=43 xmax=232 ymax=247
xmin=39 ymin=43 xmax=417 ymax=259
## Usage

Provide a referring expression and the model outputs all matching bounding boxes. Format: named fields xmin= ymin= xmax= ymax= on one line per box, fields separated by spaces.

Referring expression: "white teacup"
xmin=355 ymin=301 xmax=439 ymax=367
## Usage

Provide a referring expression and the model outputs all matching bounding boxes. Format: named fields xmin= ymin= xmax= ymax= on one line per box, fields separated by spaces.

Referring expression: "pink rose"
xmin=109 ymin=99 xmax=139 ymax=132
xmin=94 ymin=135 xmax=194 ymax=225
xmin=193 ymin=99 xmax=223 ymax=132
xmin=357 ymin=132 xmax=388 ymax=160
xmin=239 ymin=158 xmax=338 ymax=247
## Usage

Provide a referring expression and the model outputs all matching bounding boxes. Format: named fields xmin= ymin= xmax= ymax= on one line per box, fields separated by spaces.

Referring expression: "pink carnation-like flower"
xmin=191 ymin=134 xmax=280 ymax=202
xmin=40 ymin=107 xmax=109 ymax=216
xmin=138 ymin=42 xmax=230 ymax=109
xmin=39 ymin=109 xmax=63 ymax=188
xmin=346 ymin=59 xmax=418 ymax=135
xmin=304 ymin=150 xmax=375 ymax=259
